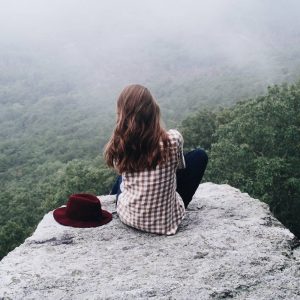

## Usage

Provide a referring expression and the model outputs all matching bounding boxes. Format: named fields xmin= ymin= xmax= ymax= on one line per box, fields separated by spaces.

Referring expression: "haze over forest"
xmin=1 ymin=0 xmax=300 ymax=122
xmin=1 ymin=1 xmax=300 ymax=259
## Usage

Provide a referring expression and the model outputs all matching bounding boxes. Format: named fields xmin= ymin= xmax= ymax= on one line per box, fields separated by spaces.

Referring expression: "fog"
xmin=1 ymin=0 xmax=300 ymax=108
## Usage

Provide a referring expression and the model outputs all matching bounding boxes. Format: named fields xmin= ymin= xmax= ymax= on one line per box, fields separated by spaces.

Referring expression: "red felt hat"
xmin=53 ymin=193 xmax=112 ymax=227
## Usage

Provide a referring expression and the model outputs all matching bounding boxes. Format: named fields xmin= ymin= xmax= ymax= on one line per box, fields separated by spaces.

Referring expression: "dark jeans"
xmin=110 ymin=149 xmax=208 ymax=209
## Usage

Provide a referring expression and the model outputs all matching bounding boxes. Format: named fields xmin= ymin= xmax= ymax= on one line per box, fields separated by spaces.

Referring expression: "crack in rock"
xmin=30 ymin=234 xmax=74 ymax=246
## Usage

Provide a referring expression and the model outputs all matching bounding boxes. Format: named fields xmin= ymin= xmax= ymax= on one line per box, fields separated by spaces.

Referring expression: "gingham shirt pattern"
xmin=117 ymin=129 xmax=186 ymax=235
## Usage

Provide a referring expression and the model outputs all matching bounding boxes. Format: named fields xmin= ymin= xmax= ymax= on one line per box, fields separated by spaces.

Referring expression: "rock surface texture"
xmin=0 ymin=183 xmax=300 ymax=300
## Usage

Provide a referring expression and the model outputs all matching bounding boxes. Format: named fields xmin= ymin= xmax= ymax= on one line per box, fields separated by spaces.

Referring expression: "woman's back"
xmin=117 ymin=129 xmax=186 ymax=235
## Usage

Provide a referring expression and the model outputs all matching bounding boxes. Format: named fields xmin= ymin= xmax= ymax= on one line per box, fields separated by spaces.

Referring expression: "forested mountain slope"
xmin=181 ymin=82 xmax=300 ymax=238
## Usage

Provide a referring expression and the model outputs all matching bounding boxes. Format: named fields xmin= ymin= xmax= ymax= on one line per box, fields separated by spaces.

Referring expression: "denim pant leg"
xmin=176 ymin=149 xmax=208 ymax=209
xmin=111 ymin=175 xmax=122 ymax=205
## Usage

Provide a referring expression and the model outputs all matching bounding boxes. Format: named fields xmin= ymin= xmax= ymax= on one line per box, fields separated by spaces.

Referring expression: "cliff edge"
xmin=0 ymin=183 xmax=299 ymax=299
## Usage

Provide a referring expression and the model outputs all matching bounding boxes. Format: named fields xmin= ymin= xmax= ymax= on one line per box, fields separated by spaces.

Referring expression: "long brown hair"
xmin=104 ymin=84 xmax=170 ymax=173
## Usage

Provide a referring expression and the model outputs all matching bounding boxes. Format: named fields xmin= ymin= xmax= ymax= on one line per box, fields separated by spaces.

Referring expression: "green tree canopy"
xmin=181 ymin=82 xmax=300 ymax=238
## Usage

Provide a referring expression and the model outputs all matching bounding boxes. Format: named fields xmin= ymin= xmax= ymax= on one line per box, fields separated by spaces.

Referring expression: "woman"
xmin=104 ymin=84 xmax=208 ymax=235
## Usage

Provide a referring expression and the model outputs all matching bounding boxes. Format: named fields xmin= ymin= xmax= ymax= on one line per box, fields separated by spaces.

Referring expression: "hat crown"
xmin=53 ymin=193 xmax=112 ymax=227
xmin=66 ymin=194 xmax=102 ymax=221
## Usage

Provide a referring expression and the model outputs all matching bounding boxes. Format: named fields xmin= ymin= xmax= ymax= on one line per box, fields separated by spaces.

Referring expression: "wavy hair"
xmin=104 ymin=84 xmax=170 ymax=173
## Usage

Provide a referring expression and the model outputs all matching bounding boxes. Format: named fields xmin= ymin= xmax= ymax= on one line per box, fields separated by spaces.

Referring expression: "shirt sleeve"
xmin=175 ymin=130 xmax=186 ymax=169
xmin=167 ymin=129 xmax=186 ymax=169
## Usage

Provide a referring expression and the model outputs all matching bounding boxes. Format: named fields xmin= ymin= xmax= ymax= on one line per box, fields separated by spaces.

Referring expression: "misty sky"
xmin=1 ymin=1 xmax=300 ymax=56
xmin=1 ymin=0 xmax=300 ymax=101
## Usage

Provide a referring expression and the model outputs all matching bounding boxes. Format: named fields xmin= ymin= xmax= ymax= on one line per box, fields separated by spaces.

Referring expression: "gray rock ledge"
xmin=0 ymin=183 xmax=299 ymax=300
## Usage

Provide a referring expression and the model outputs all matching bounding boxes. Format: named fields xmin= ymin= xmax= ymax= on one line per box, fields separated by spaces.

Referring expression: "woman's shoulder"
xmin=167 ymin=129 xmax=184 ymax=145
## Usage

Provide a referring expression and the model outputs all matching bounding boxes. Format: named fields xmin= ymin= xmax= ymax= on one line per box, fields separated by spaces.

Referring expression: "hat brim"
xmin=53 ymin=206 xmax=112 ymax=228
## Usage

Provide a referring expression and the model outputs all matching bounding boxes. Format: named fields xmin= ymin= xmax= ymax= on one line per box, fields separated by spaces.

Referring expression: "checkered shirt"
xmin=117 ymin=129 xmax=186 ymax=235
